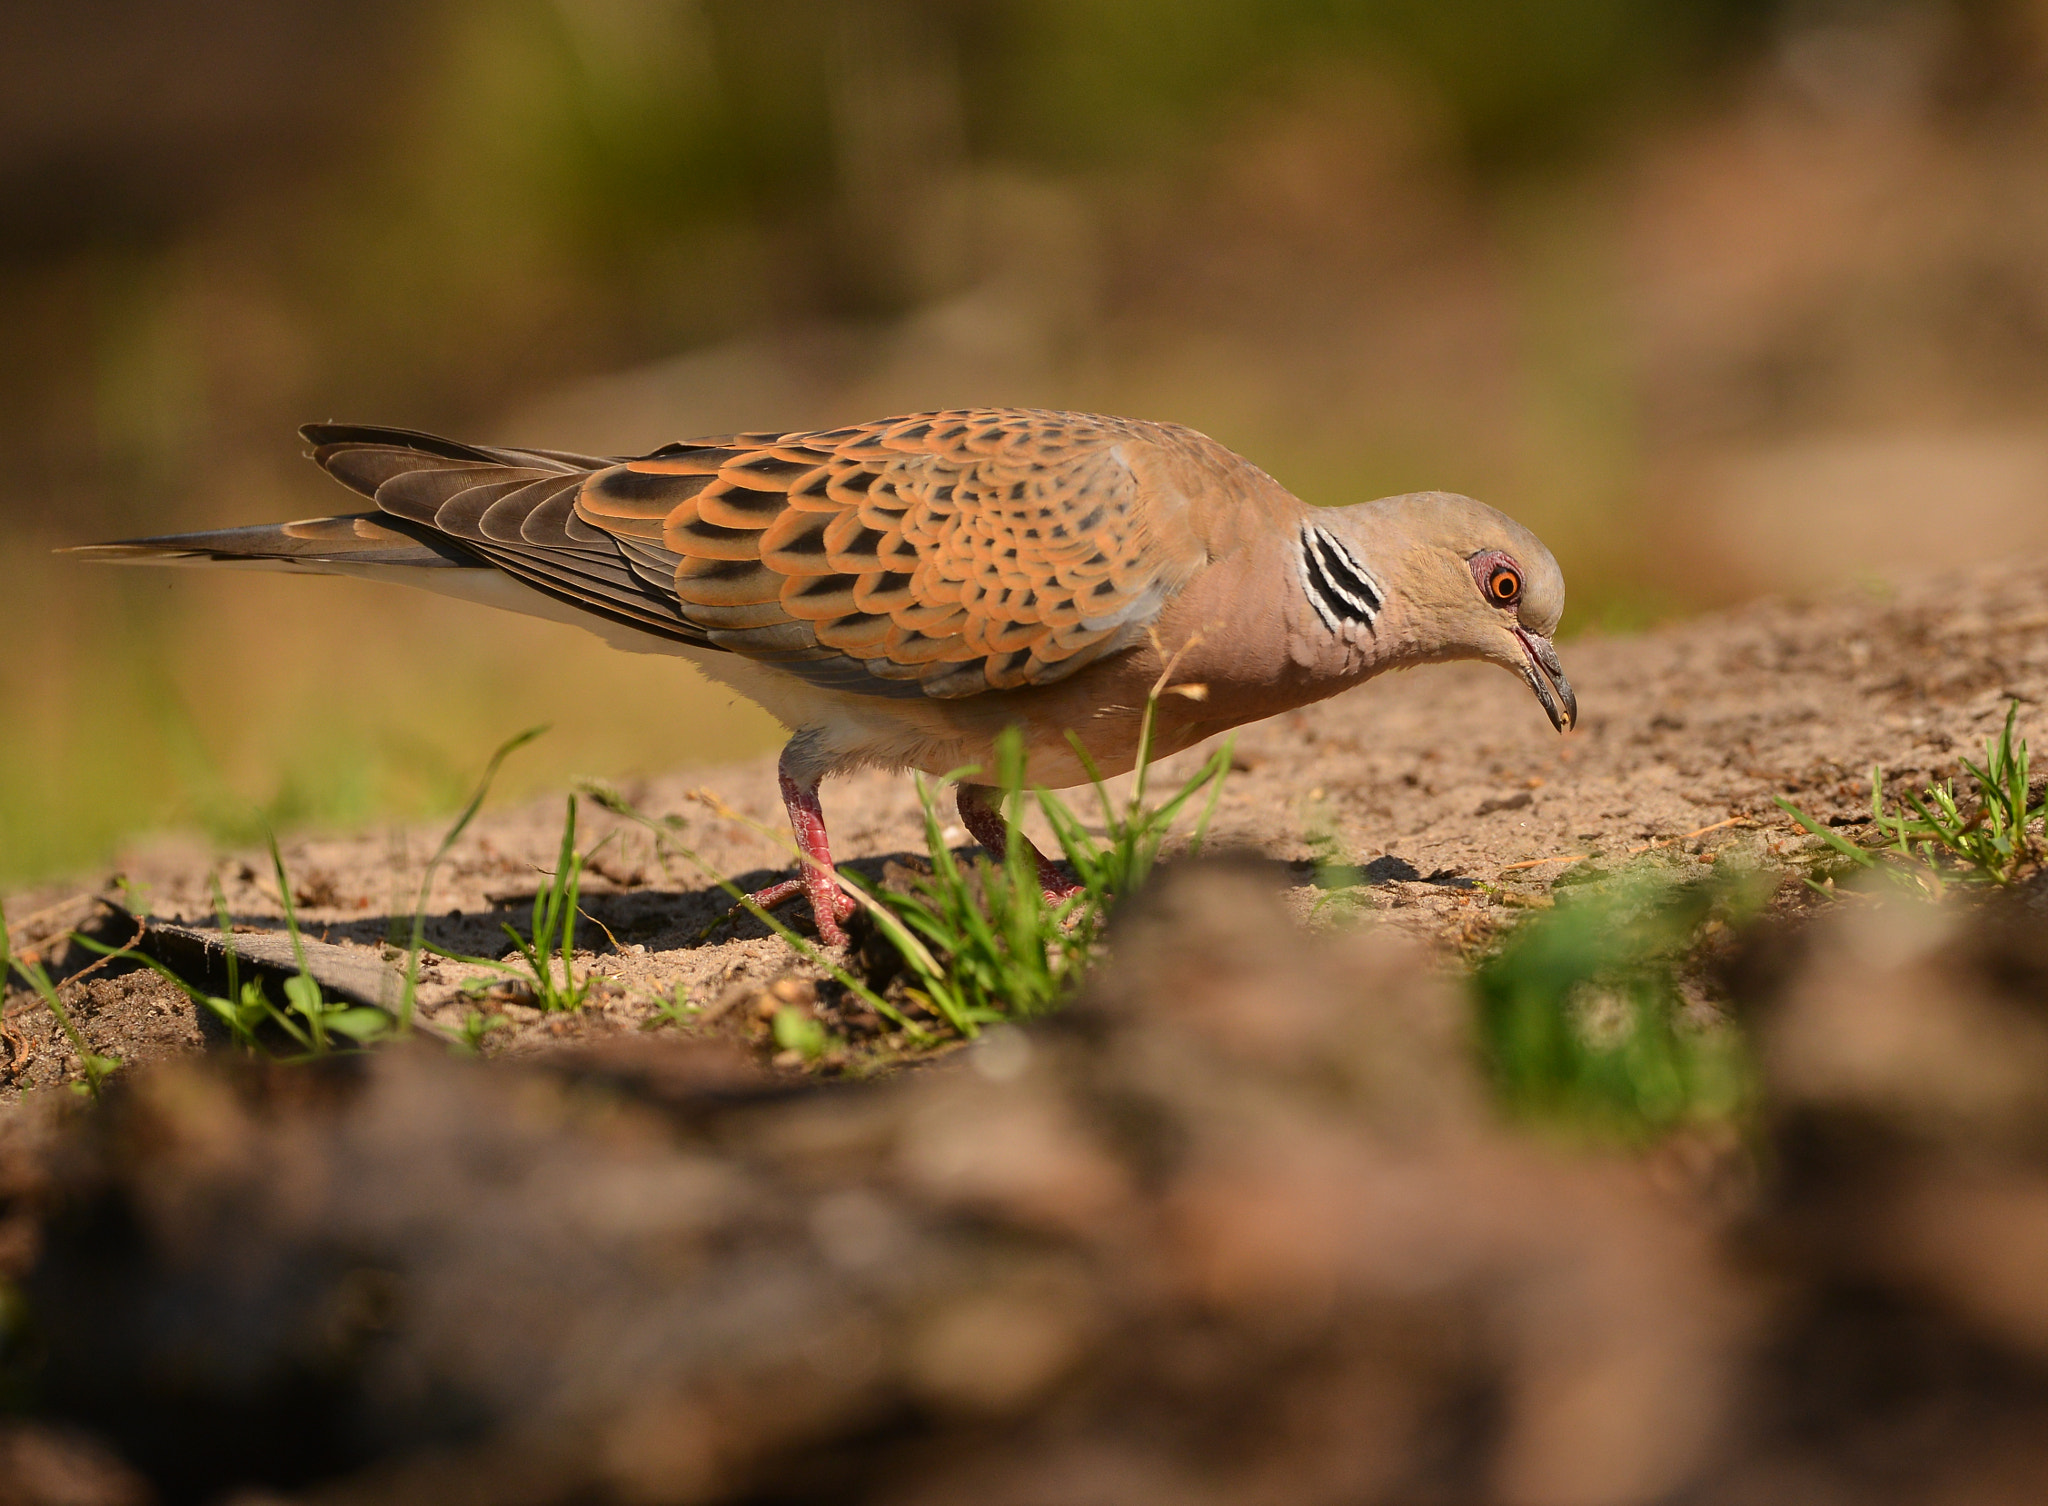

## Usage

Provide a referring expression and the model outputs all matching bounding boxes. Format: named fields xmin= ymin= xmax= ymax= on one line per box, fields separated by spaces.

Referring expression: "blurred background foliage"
xmin=7 ymin=0 xmax=2048 ymax=882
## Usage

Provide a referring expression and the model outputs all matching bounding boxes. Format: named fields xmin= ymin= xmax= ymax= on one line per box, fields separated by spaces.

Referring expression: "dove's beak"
xmin=1514 ymin=627 xmax=1577 ymax=733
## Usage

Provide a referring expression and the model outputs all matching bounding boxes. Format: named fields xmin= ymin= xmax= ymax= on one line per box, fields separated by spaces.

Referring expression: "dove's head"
xmin=1307 ymin=492 xmax=1576 ymax=732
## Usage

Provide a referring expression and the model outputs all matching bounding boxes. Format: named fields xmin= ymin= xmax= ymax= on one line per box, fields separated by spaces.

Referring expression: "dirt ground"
xmin=5 ymin=842 xmax=2048 ymax=1504
xmin=6 ymin=557 xmax=2047 ymax=1085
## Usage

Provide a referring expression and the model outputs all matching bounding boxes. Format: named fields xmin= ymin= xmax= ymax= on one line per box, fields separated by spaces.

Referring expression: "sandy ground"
xmin=5 ymin=558 xmax=2046 ymax=1085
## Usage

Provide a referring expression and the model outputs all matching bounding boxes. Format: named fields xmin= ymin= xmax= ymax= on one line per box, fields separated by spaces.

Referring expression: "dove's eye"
xmin=1469 ymin=550 xmax=1522 ymax=608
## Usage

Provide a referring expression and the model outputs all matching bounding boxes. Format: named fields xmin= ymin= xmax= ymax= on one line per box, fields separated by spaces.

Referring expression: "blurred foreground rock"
xmin=6 ymin=866 xmax=2048 ymax=1504
xmin=1726 ymin=876 xmax=2048 ymax=1501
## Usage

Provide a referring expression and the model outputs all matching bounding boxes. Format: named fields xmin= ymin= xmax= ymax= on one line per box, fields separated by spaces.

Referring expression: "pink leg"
xmin=956 ymin=784 xmax=1083 ymax=903
xmin=734 ymin=752 xmax=857 ymax=946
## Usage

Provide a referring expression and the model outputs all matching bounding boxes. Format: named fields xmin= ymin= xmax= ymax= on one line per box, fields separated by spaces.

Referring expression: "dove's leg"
xmin=956 ymin=784 xmax=1084 ymax=903
xmin=735 ymin=755 xmax=858 ymax=946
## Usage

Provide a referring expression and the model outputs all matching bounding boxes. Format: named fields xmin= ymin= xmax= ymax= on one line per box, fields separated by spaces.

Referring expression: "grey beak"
xmin=1514 ymin=628 xmax=1577 ymax=733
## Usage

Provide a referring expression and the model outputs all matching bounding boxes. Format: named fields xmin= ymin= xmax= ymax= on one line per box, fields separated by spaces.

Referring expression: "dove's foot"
xmin=956 ymin=783 xmax=1084 ymax=907
xmin=773 ymin=760 xmax=858 ymax=947
xmin=725 ymin=873 xmax=856 ymax=947
xmin=701 ymin=755 xmax=858 ymax=946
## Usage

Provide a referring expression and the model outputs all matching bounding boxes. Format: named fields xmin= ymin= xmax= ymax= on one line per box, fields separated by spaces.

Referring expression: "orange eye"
xmin=1468 ymin=549 xmax=1526 ymax=607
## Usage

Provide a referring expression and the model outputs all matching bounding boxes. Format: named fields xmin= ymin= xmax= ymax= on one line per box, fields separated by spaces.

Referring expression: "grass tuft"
xmin=838 ymin=648 xmax=1230 ymax=1035
xmin=1776 ymin=702 xmax=2045 ymax=893
xmin=47 ymin=729 xmax=553 ymax=1067
xmin=841 ymin=721 xmax=1233 ymax=1036
xmin=453 ymin=1007 xmax=512 ymax=1055
xmin=842 ymin=733 xmax=1086 ymax=1035
xmin=489 ymin=794 xmax=598 ymax=1012
xmin=433 ymin=792 xmax=607 ymax=1013
xmin=66 ymin=833 xmax=391 ymax=1061
xmin=771 ymin=1003 xmax=835 ymax=1061
xmin=1472 ymin=863 xmax=1762 ymax=1141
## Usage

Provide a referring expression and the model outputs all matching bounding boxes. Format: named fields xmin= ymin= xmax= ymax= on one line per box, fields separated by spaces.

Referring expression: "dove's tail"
xmin=67 ymin=423 xmax=620 ymax=575
xmin=62 ymin=510 xmax=696 ymax=656
xmin=63 ymin=513 xmax=481 ymax=572
xmin=61 ymin=428 xmax=699 ymax=658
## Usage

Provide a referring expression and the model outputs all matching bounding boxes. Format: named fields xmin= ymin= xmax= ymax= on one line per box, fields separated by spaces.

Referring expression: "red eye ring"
xmin=1469 ymin=549 xmax=1524 ymax=608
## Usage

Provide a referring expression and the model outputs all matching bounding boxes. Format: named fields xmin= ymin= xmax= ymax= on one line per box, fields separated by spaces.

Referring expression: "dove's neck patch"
xmin=1298 ymin=526 xmax=1383 ymax=636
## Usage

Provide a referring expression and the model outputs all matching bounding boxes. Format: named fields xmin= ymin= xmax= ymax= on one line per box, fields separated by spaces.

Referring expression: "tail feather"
xmin=299 ymin=424 xmax=614 ymax=502
xmin=68 ymin=426 xmax=619 ymax=570
xmin=64 ymin=514 xmax=481 ymax=570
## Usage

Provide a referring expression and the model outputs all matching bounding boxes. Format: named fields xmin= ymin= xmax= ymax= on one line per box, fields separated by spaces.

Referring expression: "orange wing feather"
xmin=572 ymin=408 xmax=1202 ymax=699
xmin=303 ymin=409 xmax=1214 ymax=701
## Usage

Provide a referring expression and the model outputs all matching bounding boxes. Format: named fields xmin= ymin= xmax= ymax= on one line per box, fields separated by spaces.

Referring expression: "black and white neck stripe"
xmin=1298 ymin=526 xmax=1385 ymax=635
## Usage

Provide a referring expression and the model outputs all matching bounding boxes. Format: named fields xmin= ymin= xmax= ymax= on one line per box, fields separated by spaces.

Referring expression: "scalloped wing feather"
xmin=308 ymin=410 xmax=1216 ymax=700
xmin=576 ymin=408 xmax=1210 ymax=698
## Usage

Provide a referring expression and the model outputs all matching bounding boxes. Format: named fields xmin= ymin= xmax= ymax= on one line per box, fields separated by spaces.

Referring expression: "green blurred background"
xmin=8 ymin=0 xmax=2048 ymax=883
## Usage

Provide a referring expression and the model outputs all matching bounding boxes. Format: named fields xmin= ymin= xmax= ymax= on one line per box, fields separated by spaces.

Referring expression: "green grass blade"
xmin=1773 ymin=796 xmax=1879 ymax=866
xmin=398 ymin=725 xmax=547 ymax=1032
xmin=1 ymin=902 xmax=120 ymax=1096
xmin=1188 ymin=737 xmax=1235 ymax=858
xmin=266 ymin=832 xmax=327 ymax=1052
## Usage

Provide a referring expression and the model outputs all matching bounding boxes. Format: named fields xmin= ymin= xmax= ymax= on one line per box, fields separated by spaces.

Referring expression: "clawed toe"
xmin=808 ymin=886 xmax=857 ymax=948
xmin=701 ymin=876 xmax=853 ymax=947
xmin=740 ymin=879 xmax=807 ymax=912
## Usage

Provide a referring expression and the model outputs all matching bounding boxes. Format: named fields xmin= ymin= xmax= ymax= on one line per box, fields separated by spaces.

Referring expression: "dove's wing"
xmin=307 ymin=409 xmax=1212 ymax=700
